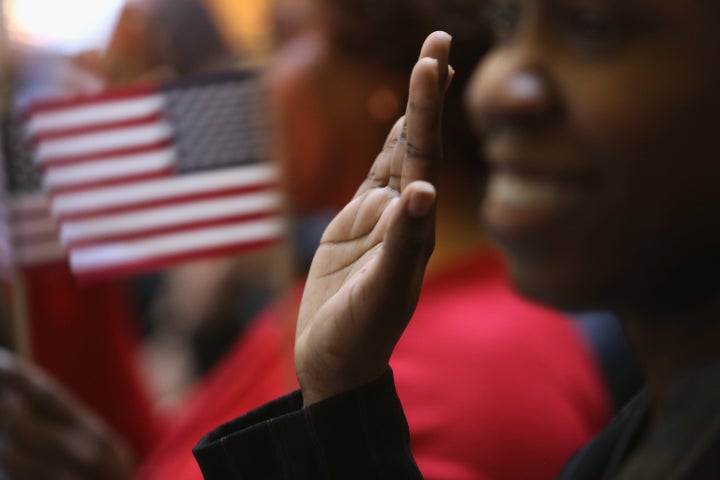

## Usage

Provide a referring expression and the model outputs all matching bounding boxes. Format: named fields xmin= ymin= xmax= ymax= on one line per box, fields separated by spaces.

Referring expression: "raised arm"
xmin=295 ymin=31 xmax=453 ymax=405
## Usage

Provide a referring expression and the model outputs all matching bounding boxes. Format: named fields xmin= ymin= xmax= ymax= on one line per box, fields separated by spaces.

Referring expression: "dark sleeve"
xmin=193 ymin=369 xmax=423 ymax=479
xmin=555 ymin=420 xmax=623 ymax=480
xmin=556 ymin=391 xmax=648 ymax=480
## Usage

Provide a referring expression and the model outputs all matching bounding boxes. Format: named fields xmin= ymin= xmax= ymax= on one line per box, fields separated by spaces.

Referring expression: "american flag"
xmin=3 ymin=117 xmax=65 ymax=272
xmin=7 ymin=70 xmax=285 ymax=280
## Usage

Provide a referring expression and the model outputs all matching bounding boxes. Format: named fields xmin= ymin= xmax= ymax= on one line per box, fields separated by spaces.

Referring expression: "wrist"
xmin=298 ymin=367 xmax=389 ymax=406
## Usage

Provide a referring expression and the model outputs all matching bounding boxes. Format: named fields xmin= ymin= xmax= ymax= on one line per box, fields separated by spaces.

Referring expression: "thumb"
xmin=405 ymin=181 xmax=437 ymax=219
xmin=382 ymin=181 xmax=437 ymax=290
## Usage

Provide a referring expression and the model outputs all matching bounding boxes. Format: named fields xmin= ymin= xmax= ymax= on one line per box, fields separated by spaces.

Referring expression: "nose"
xmin=465 ymin=41 xmax=558 ymax=135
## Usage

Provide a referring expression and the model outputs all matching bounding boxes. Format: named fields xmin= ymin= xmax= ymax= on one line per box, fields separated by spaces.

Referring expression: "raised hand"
xmin=295 ymin=32 xmax=453 ymax=405
xmin=0 ymin=349 xmax=134 ymax=480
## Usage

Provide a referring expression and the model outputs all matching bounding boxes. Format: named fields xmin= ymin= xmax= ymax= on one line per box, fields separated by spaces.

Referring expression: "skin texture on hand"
xmin=294 ymin=31 xmax=452 ymax=405
xmin=0 ymin=349 xmax=134 ymax=480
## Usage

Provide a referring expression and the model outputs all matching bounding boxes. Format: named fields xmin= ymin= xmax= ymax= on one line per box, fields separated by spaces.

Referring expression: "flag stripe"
xmin=25 ymin=84 xmax=156 ymax=112
xmin=52 ymin=165 xmax=279 ymax=219
xmin=38 ymin=140 xmax=176 ymax=169
xmin=60 ymin=190 xmax=283 ymax=245
xmin=43 ymin=147 xmax=177 ymax=191
xmin=70 ymin=218 xmax=284 ymax=273
xmin=25 ymin=89 xmax=161 ymax=131
xmin=64 ymin=211 xmax=279 ymax=248
xmin=35 ymin=122 xmax=173 ymax=165
xmin=32 ymin=112 xmax=167 ymax=143
xmin=7 ymin=194 xmax=65 ymax=266
xmin=49 ymin=168 xmax=176 ymax=195
xmin=55 ymin=183 xmax=276 ymax=221
xmin=72 ymin=240 xmax=279 ymax=282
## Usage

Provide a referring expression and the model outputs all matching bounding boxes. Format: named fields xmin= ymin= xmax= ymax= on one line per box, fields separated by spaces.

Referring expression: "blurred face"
xmin=466 ymin=0 xmax=720 ymax=314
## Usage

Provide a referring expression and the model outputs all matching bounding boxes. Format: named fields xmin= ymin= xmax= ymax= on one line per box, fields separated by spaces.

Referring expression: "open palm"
xmin=294 ymin=32 xmax=452 ymax=405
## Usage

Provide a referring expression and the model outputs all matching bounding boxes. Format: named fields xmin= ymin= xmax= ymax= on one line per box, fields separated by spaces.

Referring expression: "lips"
xmin=482 ymin=165 xmax=596 ymax=247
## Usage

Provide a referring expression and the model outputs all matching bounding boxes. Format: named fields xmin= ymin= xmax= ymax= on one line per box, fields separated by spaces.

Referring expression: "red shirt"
xmin=392 ymin=252 xmax=610 ymax=479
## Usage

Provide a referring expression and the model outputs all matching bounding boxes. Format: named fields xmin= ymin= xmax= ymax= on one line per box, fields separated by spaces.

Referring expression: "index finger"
xmin=400 ymin=31 xmax=452 ymax=191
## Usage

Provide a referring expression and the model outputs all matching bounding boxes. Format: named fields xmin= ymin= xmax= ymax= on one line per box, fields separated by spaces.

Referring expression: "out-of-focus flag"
xmin=3 ymin=116 xmax=65 ymax=271
xmin=17 ymin=70 xmax=285 ymax=280
xmin=3 ymin=110 xmax=165 ymax=457
xmin=7 ymin=193 xmax=64 ymax=267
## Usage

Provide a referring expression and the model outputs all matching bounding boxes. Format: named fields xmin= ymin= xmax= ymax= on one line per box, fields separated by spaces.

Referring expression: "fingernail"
xmin=408 ymin=183 xmax=436 ymax=217
xmin=439 ymin=31 xmax=452 ymax=43
xmin=421 ymin=57 xmax=439 ymax=71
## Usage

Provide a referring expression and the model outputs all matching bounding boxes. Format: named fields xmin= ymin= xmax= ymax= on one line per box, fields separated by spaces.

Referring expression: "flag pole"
xmin=9 ymin=272 xmax=30 ymax=357
xmin=1 ymin=0 xmax=29 ymax=357
xmin=10 ymin=272 xmax=30 ymax=359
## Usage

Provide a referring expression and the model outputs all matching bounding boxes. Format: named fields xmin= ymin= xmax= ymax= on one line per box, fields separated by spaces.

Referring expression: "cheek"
xmin=566 ymin=59 xmax=720 ymax=167
xmin=565 ymin=72 xmax=667 ymax=164
xmin=566 ymin=71 xmax=720 ymax=257
xmin=562 ymin=70 xmax=719 ymax=216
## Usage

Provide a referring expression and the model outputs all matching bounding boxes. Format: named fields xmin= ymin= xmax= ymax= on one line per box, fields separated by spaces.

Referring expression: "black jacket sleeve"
xmin=193 ymin=369 xmax=423 ymax=479
xmin=556 ymin=391 xmax=648 ymax=480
